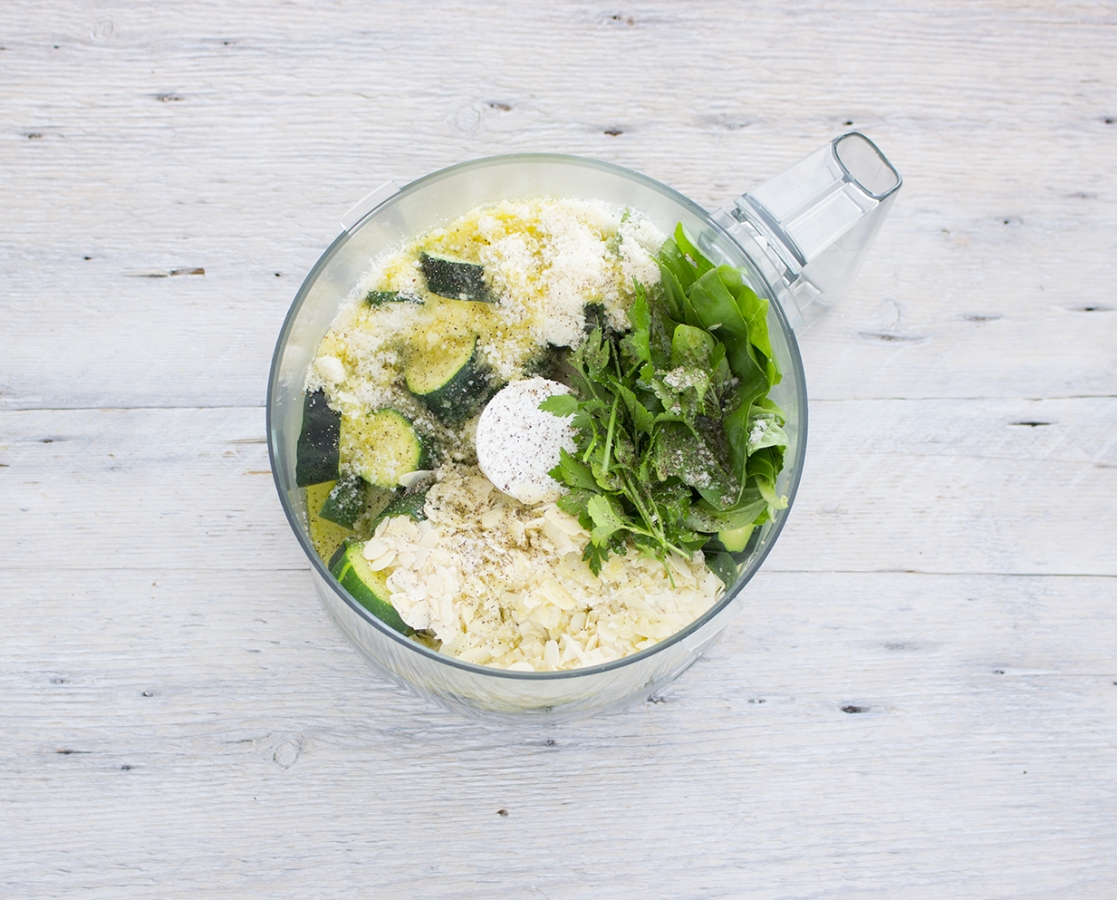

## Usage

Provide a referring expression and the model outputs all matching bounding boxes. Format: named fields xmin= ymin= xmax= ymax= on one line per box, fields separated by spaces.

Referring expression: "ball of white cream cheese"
xmin=476 ymin=377 xmax=577 ymax=505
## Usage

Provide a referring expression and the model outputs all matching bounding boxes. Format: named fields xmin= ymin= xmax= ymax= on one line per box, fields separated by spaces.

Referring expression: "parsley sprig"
xmin=542 ymin=225 xmax=789 ymax=583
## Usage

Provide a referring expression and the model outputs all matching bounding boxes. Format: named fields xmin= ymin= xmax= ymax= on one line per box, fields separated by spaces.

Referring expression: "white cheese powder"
xmin=475 ymin=377 xmax=575 ymax=505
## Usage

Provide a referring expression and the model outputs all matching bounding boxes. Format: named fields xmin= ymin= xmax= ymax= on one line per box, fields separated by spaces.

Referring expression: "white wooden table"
xmin=3 ymin=2 xmax=1116 ymax=896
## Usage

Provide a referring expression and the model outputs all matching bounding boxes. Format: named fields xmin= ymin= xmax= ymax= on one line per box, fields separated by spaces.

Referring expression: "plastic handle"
xmin=743 ymin=132 xmax=900 ymax=265
xmin=719 ymin=133 xmax=901 ymax=328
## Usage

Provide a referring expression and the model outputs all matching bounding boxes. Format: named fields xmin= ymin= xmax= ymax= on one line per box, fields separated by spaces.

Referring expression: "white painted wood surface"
xmin=2 ymin=2 xmax=1116 ymax=896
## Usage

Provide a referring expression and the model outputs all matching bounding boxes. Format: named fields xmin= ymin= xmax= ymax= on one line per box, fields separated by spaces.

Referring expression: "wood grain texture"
xmin=2 ymin=0 xmax=1116 ymax=896
xmin=4 ymin=566 xmax=1116 ymax=898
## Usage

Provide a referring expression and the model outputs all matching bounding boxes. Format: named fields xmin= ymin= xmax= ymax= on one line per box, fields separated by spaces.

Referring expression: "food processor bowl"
xmin=268 ymin=154 xmax=811 ymax=720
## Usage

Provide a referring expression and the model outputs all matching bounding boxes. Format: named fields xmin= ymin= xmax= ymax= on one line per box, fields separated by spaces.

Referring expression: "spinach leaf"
xmin=672 ymin=223 xmax=716 ymax=278
xmin=651 ymin=420 xmax=739 ymax=510
xmin=705 ymin=550 xmax=741 ymax=588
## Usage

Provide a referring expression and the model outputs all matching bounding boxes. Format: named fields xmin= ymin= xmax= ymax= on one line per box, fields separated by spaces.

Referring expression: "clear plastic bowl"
xmin=267 ymin=154 xmax=807 ymax=721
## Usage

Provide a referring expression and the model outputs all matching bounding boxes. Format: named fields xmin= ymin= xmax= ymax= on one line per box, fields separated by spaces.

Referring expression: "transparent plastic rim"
xmin=266 ymin=153 xmax=808 ymax=682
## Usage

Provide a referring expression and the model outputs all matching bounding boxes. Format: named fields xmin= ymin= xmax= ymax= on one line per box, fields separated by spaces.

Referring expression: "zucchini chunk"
xmin=420 ymin=252 xmax=492 ymax=302
xmin=307 ymin=480 xmax=352 ymax=563
xmin=371 ymin=486 xmax=430 ymax=532
xmin=365 ymin=289 xmax=422 ymax=307
xmin=318 ymin=475 xmax=370 ymax=528
xmin=716 ymin=524 xmax=754 ymax=554
xmin=295 ymin=389 xmax=341 ymax=487
xmin=339 ymin=409 xmax=430 ymax=488
xmin=329 ymin=542 xmax=410 ymax=635
xmin=405 ymin=335 xmax=491 ymax=423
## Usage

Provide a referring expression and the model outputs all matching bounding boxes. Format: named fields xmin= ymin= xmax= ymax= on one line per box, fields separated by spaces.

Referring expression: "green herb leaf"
xmin=673 ymin=222 xmax=716 ymax=276
xmin=651 ymin=421 xmax=739 ymax=510
xmin=745 ymin=410 xmax=789 ymax=453
xmin=551 ymin=448 xmax=599 ymax=492
xmin=545 ymin=221 xmax=787 ymax=581
xmin=616 ymin=382 xmax=655 ymax=435
xmin=705 ymin=550 xmax=740 ymax=588
xmin=748 ymin=445 xmax=788 ymax=514
xmin=580 ymin=326 xmax=611 ymax=377
xmin=539 ymin=393 xmax=579 ymax=418
xmin=583 ymin=541 xmax=611 ymax=576
xmin=687 ymin=268 xmax=768 ymax=394
xmin=623 ymin=281 xmax=652 ymax=362
xmin=586 ymin=494 xmax=628 ymax=544
xmin=686 ymin=494 xmax=767 ymax=533
xmin=670 ymin=323 xmax=716 ymax=369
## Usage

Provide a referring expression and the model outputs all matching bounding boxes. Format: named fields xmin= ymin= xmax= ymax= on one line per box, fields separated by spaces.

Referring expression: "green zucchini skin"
xmin=295 ymin=389 xmax=341 ymax=487
xmin=405 ymin=337 xmax=491 ymax=424
xmin=420 ymin=252 xmax=492 ymax=302
xmin=371 ymin=487 xmax=430 ymax=532
xmin=366 ymin=290 xmax=422 ymax=307
xmin=318 ymin=475 xmax=368 ymax=528
xmin=329 ymin=542 xmax=410 ymax=635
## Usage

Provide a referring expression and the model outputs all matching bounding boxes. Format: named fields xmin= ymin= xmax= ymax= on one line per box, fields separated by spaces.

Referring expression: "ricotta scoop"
xmin=476 ymin=377 xmax=576 ymax=505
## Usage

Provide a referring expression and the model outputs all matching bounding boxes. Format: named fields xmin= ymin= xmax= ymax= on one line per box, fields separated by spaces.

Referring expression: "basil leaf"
xmin=746 ymin=411 xmax=789 ymax=453
xmin=652 ymin=421 xmax=738 ymax=510
xmin=737 ymin=283 xmax=772 ymax=359
xmin=748 ymin=445 xmax=788 ymax=513
xmin=686 ymin=495 xmax=767 ymax=533
xmin=671 ymin=323 xmax=716 ymax=370
xmin=686 ymin=268 xmax=768 ymax=395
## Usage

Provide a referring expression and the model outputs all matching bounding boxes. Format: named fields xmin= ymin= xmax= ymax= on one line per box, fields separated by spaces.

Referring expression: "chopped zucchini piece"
xmin=717 ymin=524 xmax=754 ymax=554
xmin=371 ymin=486 xmax=430 ymax=532
xmin=318 ymin=475 xmax=369 ymax=528
xmin=339 ymin=408 xmax=430 ymax=488
xmin=366 ymin=289 xmax=422 ymax=306
xmin=307 ymin=480 xmax=352 ymax=563
xmin=420 ymin=252 xmax=492 ymax=302
xmin=405 ymin=334 xmax=491 ymax=423
xmin=329 ymin=542 xmax=410 ymax=635
xmin=295 ymin=389 xmax=340 ymax=487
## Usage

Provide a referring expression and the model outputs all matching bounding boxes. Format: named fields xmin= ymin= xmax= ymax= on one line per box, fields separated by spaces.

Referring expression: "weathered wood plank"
xmin=2 ymin=399 xmax=1114 ymax=575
